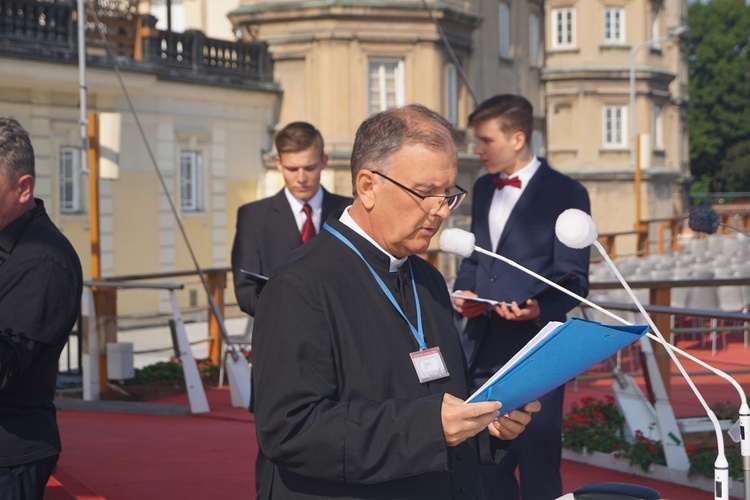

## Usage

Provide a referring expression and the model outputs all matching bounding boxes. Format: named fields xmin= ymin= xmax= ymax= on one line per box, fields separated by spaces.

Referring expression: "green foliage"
xmin=688 ymin=0 xmax=750 ymax=191
xmin=563 ymin=396 xmax=746 ymax=479
xmin=562 ymin=396 xmax=629 ymax=454
xmin=689 ymin=175 xmax=713 ymax=205
xmin=710 ymin=400 xmax=740 ymax=420
xmin=714 ymin=139 xmax=750 ymax=192
xmin=625 ymin=427 xmax=667 ymax=472
xmin=688 ymin=446 xmax=743 ymax=480
xmin=123 ymin=357 xmax=218 ymax=386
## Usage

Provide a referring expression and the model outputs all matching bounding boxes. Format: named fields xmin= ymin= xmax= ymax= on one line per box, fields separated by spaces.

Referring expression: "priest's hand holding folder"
xmin=440 ymin=394 xmax=541 ymax=446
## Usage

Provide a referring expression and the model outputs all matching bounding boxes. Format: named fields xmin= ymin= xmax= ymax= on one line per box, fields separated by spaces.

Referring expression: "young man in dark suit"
xmin=453 ymin=95 xmax=591 ymax=499
xmin=230 ymin=122 xmax=352 ymax=495
xmin=232 ymin=122 xmax=353 ymax=317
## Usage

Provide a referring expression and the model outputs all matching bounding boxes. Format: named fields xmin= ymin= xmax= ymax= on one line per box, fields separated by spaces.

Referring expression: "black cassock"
xmin=253 ymin=217 xmax=507 ymax=499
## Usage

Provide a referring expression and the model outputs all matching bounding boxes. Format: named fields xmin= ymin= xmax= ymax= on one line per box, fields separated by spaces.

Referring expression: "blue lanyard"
xmin=324 ymin=223 xmax=426 ymax=350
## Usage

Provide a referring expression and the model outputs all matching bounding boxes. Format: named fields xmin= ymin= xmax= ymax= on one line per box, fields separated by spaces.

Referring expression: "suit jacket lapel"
xmin=270 ymin=190 xmax=303 ymax=248
xmin=495 ymin=163 xmax=551 ymax=251
xmin=473 ymin=177 xmax=497 ymax=274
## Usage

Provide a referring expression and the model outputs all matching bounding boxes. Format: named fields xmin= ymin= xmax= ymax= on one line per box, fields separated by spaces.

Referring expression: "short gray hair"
xmin=350 ymin=104 xmax=461 ymax=196
xmin=0 ymin=117 xmax=35 ymax=184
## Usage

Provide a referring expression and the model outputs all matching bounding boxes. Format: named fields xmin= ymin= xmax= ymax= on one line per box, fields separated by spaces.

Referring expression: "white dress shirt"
xmin=285 ymin=186 xmax=324 ymax=234
xmin=489 ymin=156 xmax=541 ymax=251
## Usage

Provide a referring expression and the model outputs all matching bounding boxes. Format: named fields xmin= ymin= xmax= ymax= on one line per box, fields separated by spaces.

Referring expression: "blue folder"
xmin=466 ymin=318 xmax=649 ymax=411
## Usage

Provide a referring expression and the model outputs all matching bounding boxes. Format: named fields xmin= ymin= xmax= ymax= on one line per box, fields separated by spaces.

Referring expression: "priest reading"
xmin=252 ymin=104 xmax=541 ymax=499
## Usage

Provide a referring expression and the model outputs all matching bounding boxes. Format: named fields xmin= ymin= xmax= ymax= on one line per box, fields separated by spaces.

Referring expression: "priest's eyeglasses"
xmin=372 ymin=171 xmax=467 ymax=214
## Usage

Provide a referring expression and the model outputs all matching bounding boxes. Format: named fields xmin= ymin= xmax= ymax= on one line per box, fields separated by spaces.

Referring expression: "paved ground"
xmin=49 ymin=321 xmax=748 ymax=499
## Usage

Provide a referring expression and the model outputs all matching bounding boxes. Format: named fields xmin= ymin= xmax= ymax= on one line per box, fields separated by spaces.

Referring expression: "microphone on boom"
xmin=440 ymin=220 xmax=746 ymax=500
xmin=689 ymin=207 xmax=750 ymax=238
xmin=557 ymin=209 xmax=747 ymax=500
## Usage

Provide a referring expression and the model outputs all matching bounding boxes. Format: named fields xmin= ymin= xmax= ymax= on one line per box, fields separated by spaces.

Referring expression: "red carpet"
xmin=50 ymin=335 xmax=748 ymax=499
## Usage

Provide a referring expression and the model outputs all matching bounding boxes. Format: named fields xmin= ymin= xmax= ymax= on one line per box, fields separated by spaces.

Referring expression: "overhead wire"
xmin=84 ymin=2 xmax=242 ymax=360
xmin=420 ymin=0 xmax=479 ymax=106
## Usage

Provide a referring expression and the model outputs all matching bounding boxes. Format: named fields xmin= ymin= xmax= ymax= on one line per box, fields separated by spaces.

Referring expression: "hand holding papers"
xmin=452 ymin=272 xmax=575 ymax=311
xmin=466 ymin=318 xmax=649 ymax=412
xmin=450 ymin=292 xmax=500 ymax=307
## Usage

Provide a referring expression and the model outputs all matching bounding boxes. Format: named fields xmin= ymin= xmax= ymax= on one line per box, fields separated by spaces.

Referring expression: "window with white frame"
xmin=151 ymin=0 xmax=185 ymax=32
xmin=529 ymin=14 xmax=540 ymax=66
xmin=180 ymin=150 xmax=202 ymax=212
xmin=603 ymin=105 xmax=627 ymax=147
xmin=604 ymin=8 xmax=625 ymax=44
xmin=445 ymin=63 xmax=458 ymax=125
xmin=499 ymin=2 xmax=510 ymax=58
xmin=368 ymin=58 xmax=405 ymax=115
xmin=654 ymin=106 xmax=664 ymax=149
xmin=59 ymin=147 xmax=81 ymax=213
xmin=551 ymin=8 xmax=575 ymax=49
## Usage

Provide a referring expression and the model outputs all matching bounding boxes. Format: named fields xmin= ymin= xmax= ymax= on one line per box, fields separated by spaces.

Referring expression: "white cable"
xmin=592 ymin=240 xmax=729 ymax=499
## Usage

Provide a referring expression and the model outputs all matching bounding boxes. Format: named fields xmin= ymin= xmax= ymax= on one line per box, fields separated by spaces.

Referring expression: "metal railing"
xmin=597 ymin=208 xmax=750 ymax=259
xmin=0 ymin=0 xmax=275 ymax=86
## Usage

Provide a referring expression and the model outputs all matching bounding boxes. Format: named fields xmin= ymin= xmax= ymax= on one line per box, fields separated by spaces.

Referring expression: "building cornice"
xmin=567 ymin=169 xmax=690 ymax=182
xmin=229 ymin=0 xmax=480 ymax=38
xmin=231 ymin=0 xmax=477 ymax=20
xmin=541 ymin=66 xmax=677 ymax=84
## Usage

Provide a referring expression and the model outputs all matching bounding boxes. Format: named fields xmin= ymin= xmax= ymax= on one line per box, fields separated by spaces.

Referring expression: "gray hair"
xmin=0 ymin=117 xmax=35 ymax=184
xmin=350 ymin=104 xmax=461 ymax=197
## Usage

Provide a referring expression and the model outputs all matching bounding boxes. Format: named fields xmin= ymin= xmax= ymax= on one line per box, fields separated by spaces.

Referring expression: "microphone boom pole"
xmin=442 ymin=226 xmax=746 ymax=500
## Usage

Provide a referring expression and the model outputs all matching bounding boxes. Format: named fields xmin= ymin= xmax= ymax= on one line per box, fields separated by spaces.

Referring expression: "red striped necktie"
xmin=301 ymin=203 xmax=316 ymax=243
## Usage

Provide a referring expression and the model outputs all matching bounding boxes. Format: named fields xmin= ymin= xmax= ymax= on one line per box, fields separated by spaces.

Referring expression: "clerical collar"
xmin=499 ymin=156 xmax=541 ymax=185
xmin=339 ymin=207 xmax=407 ymax=272
xmin=284 ymin=186 xmax=323 ymax=213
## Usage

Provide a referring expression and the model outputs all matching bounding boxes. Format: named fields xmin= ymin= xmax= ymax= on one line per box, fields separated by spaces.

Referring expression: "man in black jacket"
xmin=0 ymin=117 xmax=83 ymax=499
xmin=252 ymin=105 xmax=540 ymax=499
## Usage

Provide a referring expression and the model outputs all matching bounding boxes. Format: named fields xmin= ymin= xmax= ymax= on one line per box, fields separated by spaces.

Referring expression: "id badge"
xmin=410 ymin=347 xmax=450 ymax=383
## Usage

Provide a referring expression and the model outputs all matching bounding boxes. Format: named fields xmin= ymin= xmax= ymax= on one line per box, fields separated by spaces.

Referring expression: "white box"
xmin=106 ymin=342 xmax=135 ymax=380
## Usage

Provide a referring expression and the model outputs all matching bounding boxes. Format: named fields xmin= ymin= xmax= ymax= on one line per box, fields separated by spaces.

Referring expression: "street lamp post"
xmin=629 ymin=25 xmax=688 ymax=242
xmin=629 ymin=25 xmax=688 ymax=174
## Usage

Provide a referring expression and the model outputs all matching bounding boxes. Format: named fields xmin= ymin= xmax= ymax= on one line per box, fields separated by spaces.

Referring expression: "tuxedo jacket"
xmin=453 ymin=160 xmax=590 ymax=381
xmin=253 ymin=217 xmax=506 ymax=499
xmin=231 ymin=188 xmax=352 ymax=316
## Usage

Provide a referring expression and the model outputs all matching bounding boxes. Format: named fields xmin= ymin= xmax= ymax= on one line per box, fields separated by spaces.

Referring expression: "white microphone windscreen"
xmin=555 ymin=209 xmax=598 ymax=249
xmin=439 ymin=228 xmax=476 ymax=258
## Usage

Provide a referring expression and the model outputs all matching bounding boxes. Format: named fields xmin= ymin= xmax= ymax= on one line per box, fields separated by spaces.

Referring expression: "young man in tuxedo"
xmin=232 ymin=121 xmax=353 ymax=317
xmin=230 ymin=122 xmax=352 ymax=495
xmin=452 ymin=94 xmax=591 ymax=499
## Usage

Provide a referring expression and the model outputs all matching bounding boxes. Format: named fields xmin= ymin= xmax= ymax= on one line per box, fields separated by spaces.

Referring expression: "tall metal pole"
xmin=629 ymin=25 xmax=688 ymax=252
xmin=629 ymin=24 xmax=691 ymax=429
xmin=629 ymin=26 xmax=688 ymax=174
xmin=78 ymin=0 xmax=88 ymax=176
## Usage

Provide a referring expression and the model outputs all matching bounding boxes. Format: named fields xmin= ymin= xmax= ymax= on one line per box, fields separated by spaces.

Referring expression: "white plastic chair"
xmin=685 ymin=270 xmax=720 ymax=355
xmin=687 ymin=237 xmax=708 ymax=256
xmin=716 ymin=269 xmax=749 ymax=351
